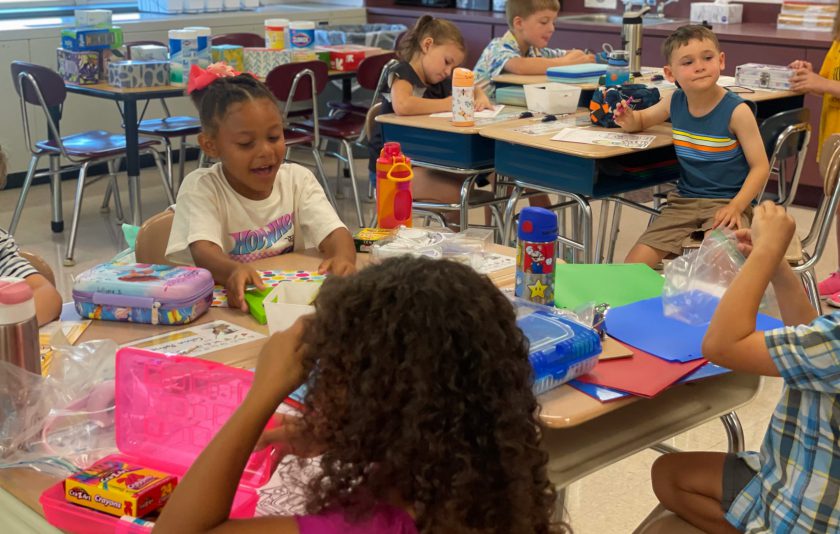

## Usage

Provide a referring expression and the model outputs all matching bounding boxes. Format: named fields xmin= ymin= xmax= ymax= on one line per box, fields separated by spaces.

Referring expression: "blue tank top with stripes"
xmin=670 ymin=89 xmax=751 ymax=198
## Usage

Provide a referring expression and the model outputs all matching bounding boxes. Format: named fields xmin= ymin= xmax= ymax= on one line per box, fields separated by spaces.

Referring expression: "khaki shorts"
xmin=637 ymin=193 xmax=753 ymax=256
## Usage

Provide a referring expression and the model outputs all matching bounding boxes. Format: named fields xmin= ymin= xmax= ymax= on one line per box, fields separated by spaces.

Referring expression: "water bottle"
xmin=452 ymin=67 xmax=475 ymax=127
xmin=515 ymin=207 xmax=558 ymax=306
xmin=376 ymin=142 xmax=414 ymax=229
xmin=0 ymin=277 xmax=40 ymax=375
xmin=605 ymin=50 xmax=631 ymax=87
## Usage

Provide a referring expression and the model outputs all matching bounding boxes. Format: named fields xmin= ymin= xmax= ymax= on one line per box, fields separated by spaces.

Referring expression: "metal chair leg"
xmin=595 ymin=200 xmax=610 ymax=264
xmin=502 ymin=186 xmax=524 ymax=247
xmin=801 ymin=268 xmax=822 ymax=315
xmin=341 ymin=139 xmax=365 ymax=228
xmin=108 ymin=160 xmax=125 ymax=223
xmin=606 ymin=200 xmax=623 ymax=263
xmin=310 ymin=148 xmax=338 ymax=211
xmin=164 ymin=140 xmax=174 ymax=195
xmin=146 ymin=149 xmax=176 ymax=206
xmin=720 ymin=412 xmax=745 ymax=453
xmin=49 ymin=155 xmax=63 ymax=233
xmin=177 ymin=136 xmax=187 ymax=193
xmin=101 ymin=180 xmax=113 ymax=213
xmin=9 ymin=154 xmax=40 ymax=234
xmin=64 ymin=162 xmax=90 ymax=267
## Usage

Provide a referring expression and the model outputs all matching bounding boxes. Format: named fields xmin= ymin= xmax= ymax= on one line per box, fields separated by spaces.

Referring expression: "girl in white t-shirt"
xmin=166 ymin=64 xmax=356 ymax=312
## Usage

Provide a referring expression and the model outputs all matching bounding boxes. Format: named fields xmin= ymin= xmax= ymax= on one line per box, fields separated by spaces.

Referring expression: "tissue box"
xmin=289 ymin=50 xmax=319 ymax=63
xmin=99 ymin=48 xmax=122 ymax=81
xmin=130 ymin=44 xmax=168 ymax=62
xmin=211 ymin=44 xmax=244 ymax=71
xmin=735 ymin=63 xmax=793 ymax=90
xmin=690 ymin=2 xmax=743 ymax=24
xmin=264 ymin=282 xmax=322 ymax=334
xmin=74 ymin=9 xmax=112 ymax=28
xmin=523 ymin=82 xmax=581 ymax=114
xmin=243 ymin=48 xmax=291 ymax=78
xmin=321 ymin=45 xmax=377 ymax=71
xmin=61 ymin=27 xmax=123 ymax=51
xmin=57 ymin=48 xmax=101 ymax=85
xmin=108 ymin=60 xmax=170 ymax=88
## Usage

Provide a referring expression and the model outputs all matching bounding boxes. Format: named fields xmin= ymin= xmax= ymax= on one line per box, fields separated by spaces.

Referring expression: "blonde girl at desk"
xmin=155 ymin=257 xmax=565 ymax=534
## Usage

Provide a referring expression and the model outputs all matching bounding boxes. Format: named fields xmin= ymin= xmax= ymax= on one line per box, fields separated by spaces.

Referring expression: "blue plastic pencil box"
xmin=518 ymin=309 xmax=602 ymax=395
xmin=72 ymin=263 xmax=214 ymax=325
xmin=546 ymin=63 xmax=607 ymax=85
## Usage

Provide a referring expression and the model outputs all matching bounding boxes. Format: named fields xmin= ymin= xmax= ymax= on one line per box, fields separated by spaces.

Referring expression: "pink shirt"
xmin=296 ymin=503 xmax=417 ymax=534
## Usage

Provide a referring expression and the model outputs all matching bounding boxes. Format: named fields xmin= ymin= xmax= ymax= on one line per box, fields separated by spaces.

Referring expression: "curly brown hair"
xmin=298 ymin=257 xmax=565 ymax=533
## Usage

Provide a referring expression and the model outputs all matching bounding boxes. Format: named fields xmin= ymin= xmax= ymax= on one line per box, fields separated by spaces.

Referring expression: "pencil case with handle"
xmin=72 ymin=263 xmax=214 ymax=325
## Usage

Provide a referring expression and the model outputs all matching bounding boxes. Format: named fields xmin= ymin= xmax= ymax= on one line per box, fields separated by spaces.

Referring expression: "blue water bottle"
xmin=515 ymin=207 xmax=558 ymax=306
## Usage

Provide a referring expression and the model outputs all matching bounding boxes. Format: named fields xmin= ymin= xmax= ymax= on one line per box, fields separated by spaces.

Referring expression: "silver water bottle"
xmin=622 ymin=12 xmax=644 ymax=77
xmin=0 ymin=277 xmax=40 ymax=375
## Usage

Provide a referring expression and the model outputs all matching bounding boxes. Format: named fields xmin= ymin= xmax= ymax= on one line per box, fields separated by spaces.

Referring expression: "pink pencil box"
xmin=40 ymin=347 xmax=278 ymax=533
xmin=72 ymin=263 xmax=214 ymax=325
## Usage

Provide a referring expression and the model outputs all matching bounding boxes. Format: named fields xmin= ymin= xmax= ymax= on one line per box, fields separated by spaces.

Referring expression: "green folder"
xmin=554 ymin=263 xmax=664 ymax=310
xmin=244 ymin=287 xmax=274 ymax=325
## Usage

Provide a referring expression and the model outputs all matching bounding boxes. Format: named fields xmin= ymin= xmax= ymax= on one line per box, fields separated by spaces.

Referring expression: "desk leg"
xmin=123 ymin=100 xmax=142 ymax=225
xmin=49 ymin=155 xmax=63 ymax=233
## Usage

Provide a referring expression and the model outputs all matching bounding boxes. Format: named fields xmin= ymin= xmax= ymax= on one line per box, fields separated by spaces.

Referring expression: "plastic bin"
xmin=314 ymin=24 xmax=407 ymax=50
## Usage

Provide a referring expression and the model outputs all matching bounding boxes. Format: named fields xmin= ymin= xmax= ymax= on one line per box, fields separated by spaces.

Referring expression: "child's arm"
xmin=26 ymin=274 xmax=61 ymax=326
xmin=390 ymin=78 xmax=451 ymax=115
xmin=154 ymin=323 xmax=308 ymax=534
xmin=317 ymin=227 xmax=356 ymax=276
xmin=503 ymin=50 xmax=595 ymax=75
xmin=712 ymin=103 xmax=771 ymax=229
xmin=189 ymin=241 xmax=265 ymax=312
xmin=790 ymin=66 xmax=840 ymax=98
xmin=613 ymin=91 xmax=672 ymax=132
xmin=701 ymin=202 xmax=797 ymax=376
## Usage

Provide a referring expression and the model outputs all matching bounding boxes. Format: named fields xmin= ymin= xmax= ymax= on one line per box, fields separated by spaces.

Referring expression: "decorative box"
xmin=321 ymin=45 xmax=377 ymax=71
xmin=689 ymin=2 xmax=743 ymax=24
xmin=57 ymin=48 xmax=100 ymax=85
xmin=313 ymin=48 xmax=331 ymax=66
xmin=735 ymin=63 xmax=793 ymax=91
xmin=99 ymin=48 xmax=123 ymax=81
xmin=108 ymin=60 xmax=171 ymax=89
xmin=130 ymin=44 xmax=169 ymax=62
xmin=211 ymin=44 xmax=245 ymax=71
xmin=243 ymin=48 xmax=290 ymax=77
xmin=74 ymin=9 xmax=112 ymax=28
xmin=61 ymin=27 xmax=124 ymax=51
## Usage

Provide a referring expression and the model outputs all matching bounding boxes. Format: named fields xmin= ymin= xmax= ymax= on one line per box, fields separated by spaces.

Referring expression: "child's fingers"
xmin=317 ymin=258 xmax=331 ymax=274
xmin=249 ymin=271 xmax=266 ymax=290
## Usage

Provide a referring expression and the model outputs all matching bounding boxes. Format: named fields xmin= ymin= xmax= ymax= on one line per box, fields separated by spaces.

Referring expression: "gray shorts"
xmin=721 ymin=453 xmax=758 ymax=511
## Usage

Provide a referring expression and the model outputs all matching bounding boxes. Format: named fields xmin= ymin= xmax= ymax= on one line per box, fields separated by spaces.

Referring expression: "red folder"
xmin=575 ymin=340 xmax=707 ymax=398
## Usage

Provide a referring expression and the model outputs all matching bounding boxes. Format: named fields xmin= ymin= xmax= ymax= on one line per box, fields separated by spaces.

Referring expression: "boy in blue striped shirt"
xmin=652 ymin=201 xmax=840 ymax=533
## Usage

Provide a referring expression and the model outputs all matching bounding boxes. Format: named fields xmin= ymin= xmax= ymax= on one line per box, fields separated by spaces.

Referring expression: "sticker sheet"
xmin=122 ymin=320 xmax=265 ymax=356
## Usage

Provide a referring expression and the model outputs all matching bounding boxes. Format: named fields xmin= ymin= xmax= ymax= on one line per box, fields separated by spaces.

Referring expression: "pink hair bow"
xmin=186 ymin=62 xmax=242 ymax=94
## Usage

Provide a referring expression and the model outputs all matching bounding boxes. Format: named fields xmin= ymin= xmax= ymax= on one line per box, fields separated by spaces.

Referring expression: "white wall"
xmin=1 ymin=4 xmax=366 ymax=174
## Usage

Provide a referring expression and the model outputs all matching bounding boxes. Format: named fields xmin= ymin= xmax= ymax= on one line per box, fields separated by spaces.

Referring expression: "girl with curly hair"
xmin=156 ymin=256 xmax=565 ymax=534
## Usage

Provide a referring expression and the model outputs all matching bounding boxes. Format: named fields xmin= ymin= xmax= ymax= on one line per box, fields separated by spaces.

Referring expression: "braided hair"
xmin=189 ymin=74 xmax=278 ymax=134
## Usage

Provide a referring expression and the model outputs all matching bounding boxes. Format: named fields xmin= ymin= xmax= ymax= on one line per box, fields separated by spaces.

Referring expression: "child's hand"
xmin=750 ymin=201 xmax=795 ymax=258
xmin=564 ymin=49 xmax=596 ymax=64
xmin=712 ymin=202 xmax=744 ymax=230
xmin=251 ymin=317 xmax=309 ymax=407
xmin=733 ymin=228 xmax=753 ymax=257
xmin=613 ymin=99 xmax=634 ymax=127
xmin=788 ymin=60 xmax=813 ymax=72
xmin=318 ymin=256 xmax=356 ymax=276
xmin=256 ymin=413 xmax=326 ymax=461
xmin=474 ymin=91 xmax=492 ymax=112
xmin=226 ymin=264 xmax=265 ymax=312
xmin=790 ymin=68 xmax=827 ymax=95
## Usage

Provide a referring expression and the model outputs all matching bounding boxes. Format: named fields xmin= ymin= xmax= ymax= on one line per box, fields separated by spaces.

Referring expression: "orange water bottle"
xmin=376 ymin=142 xmax=414 ymax=229
xmin=452 ymin=68 xmax=475 ymax=127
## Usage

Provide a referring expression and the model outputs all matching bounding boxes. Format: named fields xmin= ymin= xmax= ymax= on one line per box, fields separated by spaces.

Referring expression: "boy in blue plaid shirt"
xmin=651 ymin=201 xmax=840 ymax=532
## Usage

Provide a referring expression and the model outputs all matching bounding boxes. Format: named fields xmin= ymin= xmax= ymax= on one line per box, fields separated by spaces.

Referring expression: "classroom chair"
xmin=135 ymin=208 xmax=175 ymax=265
xmin=210 ymin=32 xmax=264 ymax=48
xmin=19 ymin=250 xmax=56 ymax=286
xmin=264 ymin=61 xmax=338 ymax=215
xmin=325 ymin=52 xmax=397 ymax=118
xmin=8 ymin=61 xmax=170 ymax=266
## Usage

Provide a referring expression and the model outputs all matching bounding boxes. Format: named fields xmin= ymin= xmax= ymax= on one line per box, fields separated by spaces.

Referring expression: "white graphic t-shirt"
xmin=166 ymin=162 xmax=345 ymax=265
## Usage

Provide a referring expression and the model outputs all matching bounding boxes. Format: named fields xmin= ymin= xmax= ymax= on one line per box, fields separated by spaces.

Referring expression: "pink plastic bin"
xmin=40 ymin=347 xmax=277 ymax=533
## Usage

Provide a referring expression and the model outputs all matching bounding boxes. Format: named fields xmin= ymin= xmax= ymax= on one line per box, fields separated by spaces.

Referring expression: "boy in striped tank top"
xmin=614 ymin=25 xmax=770 ymax=268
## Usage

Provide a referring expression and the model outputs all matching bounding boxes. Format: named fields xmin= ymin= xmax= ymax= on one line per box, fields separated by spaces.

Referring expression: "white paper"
xmin=476 ymin=253 xmax=516 ymax=274
xmin=429 ymin=105 xmax=505 ymax=119
xmin=513 ymin=116 xmax=590 ymax=135
xmin=122 ymin=320 xmax=265 ymax=356
xmin=551 ymin=128 xmax=656 ymax=149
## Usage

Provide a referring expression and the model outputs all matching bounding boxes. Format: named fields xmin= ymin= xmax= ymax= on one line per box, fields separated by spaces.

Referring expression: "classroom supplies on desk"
xmin=265 ymin=18 xmax=289 ymax=49
xmin=452 ymin=68 xmax=475 ymax=127
xmin=606 ymin=296 xmax=783 ymax=363
xmin=551 ymin=128 xmax=656 ymax=149
xmin=72 ymin=263 xmax=214 ymax=325
xmin=353 ymin=227 xmax=396 ymax=252
xmin=264 ymin=282 xmax=322 ymax=334
xmin=64 ymin=459 xmax=178 ymax=518
xmin=680 ymin=362 xmax=731 ymax=383
xmin=169 ymin=28 xmax=198 ymax=85
xmin=589 ymin=84 xmax=660 ymax=128
xmin=56 ymin=48 xmax=100 ymax=85
xmin=130 ymin=44 xmax=168 ymax=62
xmin=212 ymin=270 xmax=327 ymax=307
xmin=370 ymin=226 xmax=505 ymax=272
xmin=124 ymin=320 xmax=265 ymax=356
xmin=289 ymin=21 xmax=316 ymax=49
xmin=554 ymin=263 xmax=664 ymax=310
xmin=514 ymin=298 xmax=601 ymax=395
xmin=183 ymin=26 xmax=211 ymax=67
xmin=690 ymin=1 xmax=743 ymax=24
xmin=108 ymin=60 xmax=170 ymax=88
xmin=321 ymin=44 xmax=378 ymax=71
xmin=575 ymin=340 xmax=707 ymax=398
xmin=515 ymin=207 xmax=557 ymax=306
xmin=244 ymin=287 xmax=274 ymax=325
xmin=546 ymin=63 xmax=606 ymax=85
xmin=568 ymin=379 xmax=630 ymax=402
xmin=735 ymin=63 xmax=793 ymax=90
xmin=39 ymin=320 xmax=92 ymax=375
xmin=40 ymin=347 xmax=278 ymax=532
xmin=663 ymin=230 xmax=777 ymax=325
xmin=61 ymin=27 xmax=123 ymax=52
xmin=605 ymin=50 xmax=631 ymax=86
xmin=75 ymin=9 xmax=113 ymax=29
xmin=211 ymin=44 xmax=245 ymax=71
xmin=0 ymin=277 xmax=40 ymax=375
xmin=376 ymin=142 xmax=414 ymax=229
xmin=523 ymin=82 xmax=581 ymax=115
xmin=495 ymin=85 xmax=526 ymax=107
xmin=430 ymin=104 xmax=505 ymax=119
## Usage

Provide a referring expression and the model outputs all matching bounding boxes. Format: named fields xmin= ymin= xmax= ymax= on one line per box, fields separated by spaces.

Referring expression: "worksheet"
xmin=512 ymin=115 xmax=590 ymax=135
xmin=429 ymin=104 xmax=505 ymax=119
xmin=123 ymin=320 xmax=265 ymax=356
xmin=551 ymin=128 xmax=656 ymax=149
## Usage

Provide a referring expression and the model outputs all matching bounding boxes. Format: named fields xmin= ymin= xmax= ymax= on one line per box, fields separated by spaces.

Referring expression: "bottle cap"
xmin=183 ymin=26 xmax=211 ymax=37
xmin=169 ymin=29 xmax=198 ymax=40
xmin=518 ymin=207 xmax=558 ymax=243
xmin=289 ymin=21 xmax=315 ymax=29
xmin=452 ymin=67 xmax=474 ymax=87
xmin=382 ymin=142 xmax=402 ymax=158
xmin=0 ymin=277 xmax=36 ymax=325
xmin=265 ymin=18 xmax=289 ymax=27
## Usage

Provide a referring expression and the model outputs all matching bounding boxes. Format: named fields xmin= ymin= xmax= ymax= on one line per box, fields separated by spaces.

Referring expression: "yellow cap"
xmin=452 ymin=67 xmax=474 ymax=87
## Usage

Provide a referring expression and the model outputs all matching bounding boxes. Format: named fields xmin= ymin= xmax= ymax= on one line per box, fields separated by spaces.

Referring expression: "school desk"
xmin=0 ymin=249 xmax=759 ymax=531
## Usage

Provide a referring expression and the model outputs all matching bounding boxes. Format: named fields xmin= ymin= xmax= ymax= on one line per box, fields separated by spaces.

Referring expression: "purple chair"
xmin=211 ymin=33 xmax=264 ymax=48
xmin=9 ymin=61 xmax=170 ymax=266
xmin=326 ymin=51 xmax=397 ymax=117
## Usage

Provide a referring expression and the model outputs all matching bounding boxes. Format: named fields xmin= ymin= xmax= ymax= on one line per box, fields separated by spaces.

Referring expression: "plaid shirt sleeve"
xmin=473 ymin=32 xmax=526 ymax=99
xmin=764 ymin=312 xmax=840 ymax=394
xmin=0 ymin=228 xmax=37 ymax=279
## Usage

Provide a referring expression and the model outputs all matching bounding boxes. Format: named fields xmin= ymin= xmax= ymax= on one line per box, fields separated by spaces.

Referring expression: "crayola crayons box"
xmin=353 ymin=227 xmax=395 ymax=252
xmin=64 ymin=459 xmax=177 ymax=518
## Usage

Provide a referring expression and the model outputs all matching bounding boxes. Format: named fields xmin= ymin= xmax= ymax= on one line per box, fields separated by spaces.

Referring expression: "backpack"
xmin=589 ymin=84 xmax=661 ymax=128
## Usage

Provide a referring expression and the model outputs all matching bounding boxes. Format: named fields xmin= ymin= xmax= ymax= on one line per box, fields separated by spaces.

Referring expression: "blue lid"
xmin=518 ymin=207 xmax=558 ymax=243
xmin=518 ymin=310 xmax=602 ymax=382
xmin=608 ymin=57 xmax=629 ymax=67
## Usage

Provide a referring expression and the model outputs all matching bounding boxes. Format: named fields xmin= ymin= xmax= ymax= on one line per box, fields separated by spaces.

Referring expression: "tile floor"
xmin=2 ymin=154 xmax=836 ymax=533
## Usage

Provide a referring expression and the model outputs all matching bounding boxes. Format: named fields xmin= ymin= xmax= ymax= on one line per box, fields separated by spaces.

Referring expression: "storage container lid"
xmin=72 ymin=263 xmax=215 ymax=306
xmin=518 ymin=207 xmax=558 ymax=242
xmin=183 ymin=26 xmax=211 ymax=36
xmin=517 ymin=308 xmax=602 ymax=381
xmin=289 ymin=21 xmax=316 ymax=29
xmin=546 ymin=63 xmax=607 ymax=77
xmin=265 ymin=18 xmax=290 ymax=27
xmin=115 ymin=347 xmax=275 ymax=488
